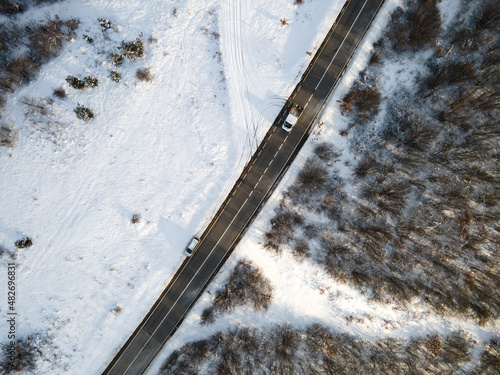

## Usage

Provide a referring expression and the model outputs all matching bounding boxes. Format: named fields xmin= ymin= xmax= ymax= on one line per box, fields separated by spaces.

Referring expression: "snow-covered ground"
xmin=0 ymin=0 xmax=346 ymax=373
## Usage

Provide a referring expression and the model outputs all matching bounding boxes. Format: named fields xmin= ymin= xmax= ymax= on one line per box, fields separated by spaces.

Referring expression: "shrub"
xmin=313 ymin=142 xmax=341 ymax=162
xmin=26 ymin=17 xmax=75 ymax=63
xmin=109 ymin=70 xmax=121 ymax=82
xmin=136 ymin=67 xmax=153 ymax=82
xmin=66 ymin=75 xmax=85 ymax=89
xmin=14 ymin=237 xmax=32 ymax=249
xmin=200 ymin=306 xmax=216 ymax=326
xmin=74 ymin=103 xmax=94 ymax=121
xmin=97 ymin=17 xmax=112 ymax=31
xmin=297 ymin=159 xmax=327 ymax=193
xmin=131 ymin=214 xmax=140 ymax=224
xmin=120 ymin=38 xmax=145 ymax=60
xmin=341 ymin=86 xmax=381 ymax=123
xmin=0 ymin=125 xmax=16 ymax=148
xmin=52 ymin=87 xmax=66 ymax=99
xmin=425 ymin=335 xmax=442 ymax=357
xmin=109 ymin=52 xmax=123 ymax=67
xmin=474 ymin=336 xmax=500 ymax=374
xmin=386 ymin=0 xmax=442 ymax=52
xmin=5 ymin=56 xmax=39 ymax=89
xmin=294 ymin=0 xmax=304 ymax=5
xmin=200 ymin=260 xmax=273 ymax=324
xmin=20 ymin=96 xmax=53 ymax=118
xmin=473 ymin=0 xmax=500 ymax=32
xmin=0 ymin=337 xmax=36 ymax=373
xmin=82 ymin=33 xmax=93 ymax=43
xmin=83 ymin=76 xmax=99 ymax=88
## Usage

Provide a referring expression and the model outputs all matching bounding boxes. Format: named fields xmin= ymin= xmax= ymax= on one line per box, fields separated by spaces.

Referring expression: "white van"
xmin=185 ymin=237 xmax=200 ymax=257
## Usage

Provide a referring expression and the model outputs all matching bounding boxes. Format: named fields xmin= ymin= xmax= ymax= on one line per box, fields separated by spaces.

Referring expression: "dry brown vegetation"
xmin=160 ymin=325 xmax=477 ymax=375
xmin=200 ymin=260 xmax=273 ymax=325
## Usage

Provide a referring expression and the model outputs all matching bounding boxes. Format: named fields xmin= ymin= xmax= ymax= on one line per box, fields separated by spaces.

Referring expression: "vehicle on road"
xmin=185 ymin=237 xmax=200 ymax=257
xmin=282 ymin=103 xmax=303 ymax=132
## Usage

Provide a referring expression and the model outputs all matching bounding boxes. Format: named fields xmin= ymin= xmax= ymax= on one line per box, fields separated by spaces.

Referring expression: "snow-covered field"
xmin=0 ymin=0 xmax=346 ymax=373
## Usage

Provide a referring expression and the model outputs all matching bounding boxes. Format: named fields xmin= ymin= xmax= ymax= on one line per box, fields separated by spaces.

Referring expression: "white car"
xmin=281 ymin=104 xmax=303 ymax=132
xmin=185 ymin=237 xmax=200 ymax=257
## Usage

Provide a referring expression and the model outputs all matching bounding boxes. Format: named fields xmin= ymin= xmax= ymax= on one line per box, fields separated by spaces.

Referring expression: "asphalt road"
xmin=102 ymin=0 xmax=385 ymax=374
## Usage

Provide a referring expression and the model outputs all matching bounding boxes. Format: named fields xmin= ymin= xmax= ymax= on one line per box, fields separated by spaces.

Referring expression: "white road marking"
xmin=314 ymin=0 xmax=368 ymax=91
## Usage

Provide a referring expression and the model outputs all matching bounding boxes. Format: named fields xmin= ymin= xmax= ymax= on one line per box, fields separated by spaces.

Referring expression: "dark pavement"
xmin=102 ymin=0 xmax=385 ymax=374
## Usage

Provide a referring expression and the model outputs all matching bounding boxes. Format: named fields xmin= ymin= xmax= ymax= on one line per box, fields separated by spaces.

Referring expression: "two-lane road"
xmin=103 ymin=0 xmax=385 ymax=373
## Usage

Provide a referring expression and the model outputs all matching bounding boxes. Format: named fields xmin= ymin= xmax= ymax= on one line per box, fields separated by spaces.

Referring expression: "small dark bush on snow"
xmin=313 ymin=142 xmax=341 ymax=162
xmin=14 ymin=237 xmax=32 ymax=249
xmin=109 ymin=70 xmax=121 ymax=82
xmin=83 ymin=76 xmax=99 ymax=88
xmin=66 ymin=75 xmax=85 ymax=89
xmin=108 ymin=52 xmax=123 ymax=67
xmin=0 ymin=125 xmax=16 ymax=148
xmin=82 ymin=33 xmax=93 ymax=43
xmin=52 ymin=87 xmax=66 ymax=99
xmin=131 ymin=214 xmax=140 ymax=224
xmin=97 ymin=17 xmax=112 ymax=31
xmin=74 ymin=103 xmax=94 ymax=121
xmin=136 ymin=67 xmax=153 ymax=82
xmin=120 ymin=38 xmax=145 ymax=60
xmin=297 ymin=159 xmax=327 ymax=192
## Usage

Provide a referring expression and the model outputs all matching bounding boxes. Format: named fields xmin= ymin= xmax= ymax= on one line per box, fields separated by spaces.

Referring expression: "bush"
xmin=20 ymin=96 xmax=53 ymax=118
xmin=341 ymin=86 xmax=381 ymax=123
xmin=5 ymin=56 xmax=39 ymax=89
xmin=136 ymin=67 xmax=153 ymax=82
xmin=473 ymin=0 xmax=500 ymax=32
xmin=26 ymin=17 xmax=76 ymax=63
xmin=74 ymin=103 xmax=94 ymax=121
xmin=52 ymin=87 xmax=66 ymax=99
xmin=297 ymin=159 xmax=327 ymax=193
xmin=313 ymin=142 xmax=341 ymax=162
xmin=385 ymin=0 xmax=442 ymax=52
xmin=82 ymin=33 xmax=93 ymax=43
xmin=0 ymin=125 xmax=16 ymax=148
xmin=120 ymin=38 xmax=145 ymax=60
xmin=131 ymin=214 xmax=140 ymax=224
xmin=97 ymin=17 xmax=112 ymax=31
xmin=83 ymin=76 xmax=99 ymax=88
xmin=108 ymin=52 xmax=123 ymax=67
xmin=200 ymin=260 xmax=273 ymax=325
xmin=14 ymin=237 xmax=32 ymax=249
xmin=109 ymin=70 xmax=121 ymax=82
xmin=66 ymin=75 xmax=85 ymax=89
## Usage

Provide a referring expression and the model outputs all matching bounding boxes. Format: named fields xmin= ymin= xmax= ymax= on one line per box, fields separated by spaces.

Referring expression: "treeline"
xmin=160 ymin=324 xmax=491 ymax=374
